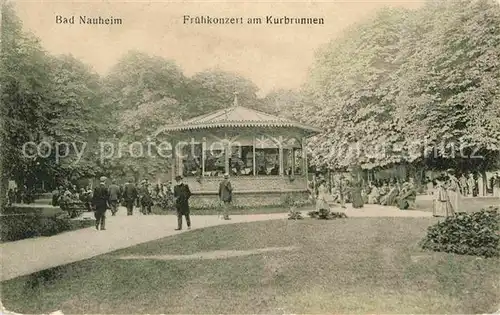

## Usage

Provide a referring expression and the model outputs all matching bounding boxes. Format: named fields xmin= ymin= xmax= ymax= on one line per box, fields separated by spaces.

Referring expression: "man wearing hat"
xmin=137 ymin=179 xmax=147 ymax=214
xmin=122 ymin=178 xmax=138 ymax=215
xmin=92 ymin=176 xmax=110 ymax=230
xmin=173 ymin=175 xmax=192 ymax=230
xmin=218 ymin=173 xmax=232 ymax=220
xmin=108 ymin=179 xmax=121 ymax=216
xmin=141 ymin=180 xmax=153 ymax=215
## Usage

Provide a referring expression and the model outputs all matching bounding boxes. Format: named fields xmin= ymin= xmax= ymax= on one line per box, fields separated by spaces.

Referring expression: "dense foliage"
xmin=298 ymin=0 xmax=500 ymax=172
xmin=0 ymin=211 xmax=71 ymax=242
xmin=420 ymin=207 xmax=500 ymax=258
xmin=1 ymin=2 xmax=106 ymax=191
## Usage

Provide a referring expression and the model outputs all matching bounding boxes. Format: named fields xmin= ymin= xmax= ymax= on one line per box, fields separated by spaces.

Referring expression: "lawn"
xmin=1 ymin=218 xmax=499 ymax=314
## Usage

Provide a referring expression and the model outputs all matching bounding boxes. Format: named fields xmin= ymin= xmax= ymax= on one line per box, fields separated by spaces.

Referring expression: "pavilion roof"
xmin=153 ymin=105 xmax=321 ymax=136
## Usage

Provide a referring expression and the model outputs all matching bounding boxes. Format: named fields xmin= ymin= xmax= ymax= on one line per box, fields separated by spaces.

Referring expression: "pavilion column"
xmin=291 ymin=148 xmax=295 ymax=176
xmin=302 ymin=137 xmax=308 ymax=180
xmin=253 ymin=136 xmax=256 ymax=176
xmin=279 ymin=136 xmax=284 ymax=176
xmin=202 ymin=137 xmax=206 ymax=177
xmin=171 ymin=139 xmax=177 ymax=182
xmin=224 ymin=133 xmax=230 ymax=174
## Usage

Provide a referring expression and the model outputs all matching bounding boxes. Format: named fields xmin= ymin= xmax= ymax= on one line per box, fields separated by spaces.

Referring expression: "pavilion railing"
xmin=184 ymin=175 xmax=308 ymax=193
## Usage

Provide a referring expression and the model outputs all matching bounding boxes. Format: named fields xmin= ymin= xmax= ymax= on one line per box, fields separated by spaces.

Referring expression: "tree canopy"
xmin=1 ymin=2 xmax=107 ymax=189
xmin=299 ymin=0 xmax=500 ymax=172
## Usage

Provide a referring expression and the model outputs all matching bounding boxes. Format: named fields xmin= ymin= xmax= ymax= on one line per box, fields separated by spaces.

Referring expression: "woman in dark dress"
xmin=351 ymin=179 xmax=364 ymax=208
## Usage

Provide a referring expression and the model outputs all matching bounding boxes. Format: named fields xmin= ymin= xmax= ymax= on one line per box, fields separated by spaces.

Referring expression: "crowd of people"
xmin=312 ymin=176 xmax=419 ymax=211
xmin=311 ymin=170 xmax=500 ymax=216
xmin=76 ymin=177 xmax=184 ymax=230
xmin=8 ymin=169 xmax=499 ymax=225
xmin=46 ymin=173 xmax=234 ymax=230
xmin=5 ymin=185 xmax=35 ymax=205
xmin=50 ymin=179 xmax=176 ymax=214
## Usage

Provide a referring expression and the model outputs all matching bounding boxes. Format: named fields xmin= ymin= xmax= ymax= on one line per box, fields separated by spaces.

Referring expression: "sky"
xmin=13 ymin=0 xmax=424 ymax=95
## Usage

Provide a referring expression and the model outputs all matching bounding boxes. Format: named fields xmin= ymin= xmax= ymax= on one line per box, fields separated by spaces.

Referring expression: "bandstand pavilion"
xmin=153 ymin=95 xmax=321 ymax=208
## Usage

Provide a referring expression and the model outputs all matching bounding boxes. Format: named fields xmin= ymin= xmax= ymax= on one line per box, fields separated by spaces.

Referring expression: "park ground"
xmin=1 ymin=199 xmax=499 ymax=314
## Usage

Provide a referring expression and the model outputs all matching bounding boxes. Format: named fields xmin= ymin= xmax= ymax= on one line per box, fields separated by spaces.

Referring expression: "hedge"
xmin=1 ymin=208 xmax=72 ymax=242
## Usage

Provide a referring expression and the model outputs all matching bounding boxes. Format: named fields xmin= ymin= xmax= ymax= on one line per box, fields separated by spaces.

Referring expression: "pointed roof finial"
xmin=233 ymin=91 xmax=239 ymax=107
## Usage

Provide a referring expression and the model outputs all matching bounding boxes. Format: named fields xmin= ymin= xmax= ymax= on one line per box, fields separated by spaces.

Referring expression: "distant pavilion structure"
xmin=153 ymin=94 xmax=321 ymax=208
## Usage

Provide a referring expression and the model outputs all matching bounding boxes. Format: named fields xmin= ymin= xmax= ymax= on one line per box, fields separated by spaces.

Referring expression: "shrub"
xmin=308 ymin=209 xmax=348 ymax=220
xmin=1 ymin=208 xmax=72 ymax=242
xmin=282 ymin=193 xmax=296 ymax=207
xmin=420 ymin=207 xmax=499 ymax=258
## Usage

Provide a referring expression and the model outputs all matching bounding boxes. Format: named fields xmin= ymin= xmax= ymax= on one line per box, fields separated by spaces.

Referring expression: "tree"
xmin=43 ymin=54 xmax=106 ymax=182
xmin=299 ymin=0 xmax=500 ymax=174
xmin=102 ymin=51 xmax=187 ymax=179
xmin=259 ymin=88 xmax=304 ymax=118
xmin=186 ymin=69 xmax=260 ymax=115
xmin=1 ymin=1 xmax=53 ymax=191
xmin=394 ymin=0 xmax=500 ymax=173
xmin=1 ymin=3 xmax=108 ymax=192
xmin=103 ymin=50 xmax=187 ymax=112
xmin=300 ymin=7 xmax=412 ymax=170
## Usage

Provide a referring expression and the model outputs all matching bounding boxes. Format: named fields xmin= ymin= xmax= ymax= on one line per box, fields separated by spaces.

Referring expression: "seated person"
xmin=361 ymin=187 xmax=369 ymax=204
xmin=397 ymin=182 xmax=417 ymax=210
xmin=367 ymin=184 xmax=380 ymax=204
xmin=378 ymin=183 xmax=389 ymax=203
xmin=257 ymin=166 xmax=267 ymax=175
xmin=382 ymin=184 xmax=400 ymax=206
xmin=51 ymin=186 xmax=61 ymax=206
xmin=270 ymin=165 xmax=279 ymax=175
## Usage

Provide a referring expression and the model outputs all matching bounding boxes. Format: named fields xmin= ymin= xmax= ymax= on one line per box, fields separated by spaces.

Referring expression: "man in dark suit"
xmin=92 ymin=176 xmax=109 ymax=230
xmin=174 ymin=175 xmax=192 ymax=230
xmin=108 ymin=179 xmax=121 ymax=216
xmin=141 ymin=181 xmax=153 ymax=215
xmin=122 ymin=178 xmax=138 ymax=215
xmin=218 ymin=173 xmax=232 ymax=220
xmin=138 ymin=180 xmax=148 ymax=214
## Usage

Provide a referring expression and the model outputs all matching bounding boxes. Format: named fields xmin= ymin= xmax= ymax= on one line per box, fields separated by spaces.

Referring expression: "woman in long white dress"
xmin=433 ymin=177 xmax=453 ymax=217
xmin=446 ymin=170 xmax=461 ymax=213
xmin=477 ymin=173 xmax=485 ymax=197
xmin=432 ymin=179 xmax=448 ymax=217
xmin=426 ymin=178 xmax=434 ymax=196
xmin=468 ymin=174 xmax=476 ymax=197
